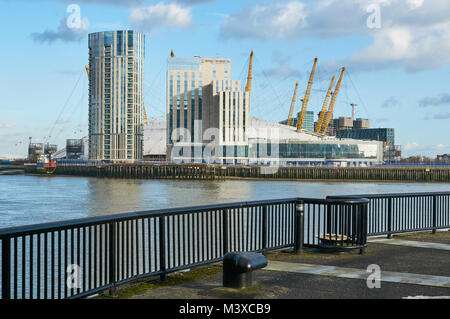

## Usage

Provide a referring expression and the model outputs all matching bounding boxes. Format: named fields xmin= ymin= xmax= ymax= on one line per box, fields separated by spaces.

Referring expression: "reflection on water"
xmin=0 ymin=174 xmax=449 ymax=228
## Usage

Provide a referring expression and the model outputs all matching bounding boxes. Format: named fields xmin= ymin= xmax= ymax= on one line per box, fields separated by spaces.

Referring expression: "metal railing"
xmin=0 ymin=197 xmax=368 ymax=299
xmin=329 ymin=192 xmax=450 ymax=237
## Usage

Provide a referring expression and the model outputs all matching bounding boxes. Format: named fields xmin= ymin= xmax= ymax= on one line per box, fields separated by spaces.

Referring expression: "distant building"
xmin=384 ymin=145 xmax=402 ymax=162
xmin=354 ymin=118 xmax=370 ymax=129
xmin=336 ymin=128 xmax=395 ymax=146
xmin=88 ymin=30 xmax=145 ymax=162
xmin=437 ymin=154 xmax=450 ymax=162
xmin=280 ymin=111 xmax=314 ymax=132
xmin=143 ymin=120 xmax=167 ymax=162
xmin=166 ymin=56 xmax=249 ymax=164
xmin=333 ymin=117 xmax=353 ymax=135
xmin=44 ymin=144 xmax=58 ymax=155
xmin=66 ymin=139 xmax=84 ymax=159
xmin=28 ymin=143 xmax=44 ymax=162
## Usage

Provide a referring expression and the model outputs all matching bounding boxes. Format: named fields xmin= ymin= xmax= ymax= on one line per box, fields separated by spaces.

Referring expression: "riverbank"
xmin=24 ymin=163 xmax=450 ymax=183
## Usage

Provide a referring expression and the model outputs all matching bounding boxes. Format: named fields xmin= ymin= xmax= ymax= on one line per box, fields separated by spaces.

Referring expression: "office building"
xmin=336 ymin=128 xmax=395 ymax=146
xmin=281 ymin=111 xmax=314 ymax=132
xmin=167 ymin=56 xmax=249 ymax=164
xmin=333 ymin=117 xmax=353 ymax=134
xmin=354 ymin=118 xmax=370 ymax=129
xmin=88 ymin=30 xmax=145 ymax=161
xmin=66 ymin=139 xmax=84 ymax=159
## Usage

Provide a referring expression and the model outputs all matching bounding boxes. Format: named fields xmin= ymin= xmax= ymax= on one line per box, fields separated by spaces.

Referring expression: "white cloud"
xmin=261 ymin=50 xmax=303 ymax=79
xmin=432 ymin=112 xmax=450 ymax=120
xmin=0 ymin=122 xmax=17 ymax=129
xmin=404 ymin=142 xmax=421 ymax=151
xmin=406 ymin=0 xmax=424 ymax=10
xmin=220 ymin=1 xmax=307 ymax=40
xmin=419 ymin=93 xmax=450 ymax=107
xmin=220 ymin=0 xmax=450 ymax=72
xmin=130 ymin=3 xmax=192 ymax=34
xmin=381 ymin=96 xmax=401 ymax=108
xmin=348 ymin=23 xmax=450 ymax=72
xmin=403 ymin=141 xmax=450 ymax=157
xmin=31 ymin=16 xmax=89 ymax=44
xmin=261 ymin=65 xmax=303 ymax=80
xmin=51 ymin=0 xmax=217 ymax=6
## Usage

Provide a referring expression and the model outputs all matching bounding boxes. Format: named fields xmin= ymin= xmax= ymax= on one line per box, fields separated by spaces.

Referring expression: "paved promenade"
xmin=124 ymin=231 xmax=450 ymax=299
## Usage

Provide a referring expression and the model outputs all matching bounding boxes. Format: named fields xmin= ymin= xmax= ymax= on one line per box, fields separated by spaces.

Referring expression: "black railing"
xmin=329 ymin=192 xmax=450 ymax=237
xmin=0 ymin=197 xmax=368 ymax=299
xmin=2 ymin=191 xmax=448 ymax=300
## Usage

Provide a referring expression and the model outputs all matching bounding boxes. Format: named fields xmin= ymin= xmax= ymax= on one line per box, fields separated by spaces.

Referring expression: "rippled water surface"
xmin=1 ymin=174 xmax=449 ymax=228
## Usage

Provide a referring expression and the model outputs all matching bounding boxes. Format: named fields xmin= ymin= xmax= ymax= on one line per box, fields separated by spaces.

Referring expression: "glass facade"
xmin=168 ymin=57 xmax=201 ymax=71
xmin=251 ymin=142 xmax=379 ymax=160
xmin=336 ymin=128 xmax=395 ymax=146
xmin=88 ymin=30 xmax=144 ymax=161
xmin=281 ymin=111 xmax=314 ymax=131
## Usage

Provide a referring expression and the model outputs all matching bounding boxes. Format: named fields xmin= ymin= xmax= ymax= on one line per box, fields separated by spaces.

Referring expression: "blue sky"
xmin=1 ymin=0 xmax=450 ymax=158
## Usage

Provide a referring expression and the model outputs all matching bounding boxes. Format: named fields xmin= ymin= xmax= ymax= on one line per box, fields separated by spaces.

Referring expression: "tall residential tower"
xmin=88 ymin=30 xmax=145 ymax=161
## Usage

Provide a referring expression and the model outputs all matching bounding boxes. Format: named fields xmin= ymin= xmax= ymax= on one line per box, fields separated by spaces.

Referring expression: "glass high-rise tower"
xmin=88 ymin=30 xmax=145 ymax=161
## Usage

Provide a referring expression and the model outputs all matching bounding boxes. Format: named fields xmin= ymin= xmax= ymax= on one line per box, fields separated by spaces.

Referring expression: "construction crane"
xmin=286 ymin=82 xmax=299 ymax=127
xmin=296 ymin=57 xmax=318 ymax=132
xmin=143 ymin=107 xmax=149 ymax=125
xmin=320 ymin=67 xmax=345 ymax=135
xmin=315 ymin=75 xmax=335 ymax=133
xmin=143 ymin=109 xmax=166 ymax=125
xmin=245 ymin=50 xmax=254 ymax=111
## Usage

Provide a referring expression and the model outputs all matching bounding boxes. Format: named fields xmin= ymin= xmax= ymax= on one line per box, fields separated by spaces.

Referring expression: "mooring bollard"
xmin=223 ymin=252 xmax=267 ymax=289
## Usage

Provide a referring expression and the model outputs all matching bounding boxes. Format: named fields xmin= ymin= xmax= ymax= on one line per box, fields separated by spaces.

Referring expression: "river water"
xmin=1 ymin=174 xmax=449 ymax=229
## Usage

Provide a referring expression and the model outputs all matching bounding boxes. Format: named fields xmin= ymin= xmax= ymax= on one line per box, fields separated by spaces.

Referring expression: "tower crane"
xmin=245 ymin=50 xmax=253 ymax=112
xmin=315 ymin=75 xmax=335 ymax=134
xmin=286 ymin=82 xmax=299 ymax=127
xmin=296 ymin=57 xmax=318 ymax=132
xmin=320 ymin=67 xmax=345 ymax=135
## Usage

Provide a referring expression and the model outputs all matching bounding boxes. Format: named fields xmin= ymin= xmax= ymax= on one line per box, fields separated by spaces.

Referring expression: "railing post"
xmin=294 ymin=200 xmax=304 ymax=254
xmin=432 ymin=195 xmax=437 ymax=234
xmin=108 ymin=223 xmax=117 ymax=297
xmin=387 ymin=198 xmax=392 ymax=239
xmin=1 ymin=237 xmax=11 ymax=300
xmin=159 ymin=216 xmax=167 ymax=282
xmin=222 ymin=209 xmax=228 ymax=255
xmin=359 ymin=202 xmax=368 ymax=255
xmin=262 ymin=205 xmax=267 ymax=250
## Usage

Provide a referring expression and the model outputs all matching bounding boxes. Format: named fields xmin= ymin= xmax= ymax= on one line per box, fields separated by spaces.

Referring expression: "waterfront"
xmin=1 ymin=174 xmax=449 ymax=229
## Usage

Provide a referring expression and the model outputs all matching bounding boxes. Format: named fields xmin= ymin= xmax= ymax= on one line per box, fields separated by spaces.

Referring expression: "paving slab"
xmin=265 ymin=261 xmax=450 ymax=288
xmin=368 ymin=238 xmax=450 ymax=250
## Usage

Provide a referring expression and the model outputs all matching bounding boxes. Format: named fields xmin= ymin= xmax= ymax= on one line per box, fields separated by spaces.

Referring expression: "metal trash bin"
xmin=223 ymin=252 xmax=267 ymax=289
